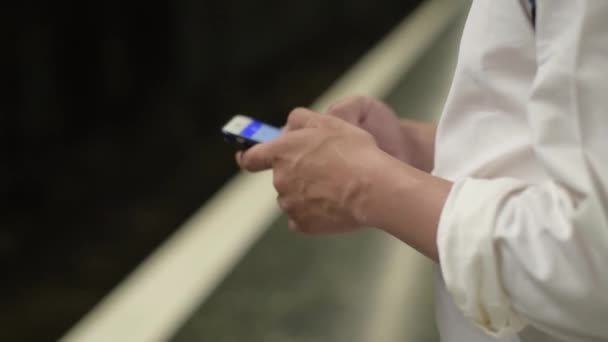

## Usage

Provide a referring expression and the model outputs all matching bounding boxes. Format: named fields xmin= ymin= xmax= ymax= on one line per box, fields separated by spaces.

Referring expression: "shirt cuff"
xmin=437 ymin=177 xmax=530 ymax=336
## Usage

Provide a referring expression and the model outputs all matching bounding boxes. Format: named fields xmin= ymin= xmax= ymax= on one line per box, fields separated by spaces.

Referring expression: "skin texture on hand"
xmin=326 ymin=96 xmax=436 ymax=172
xmin=236 ymin=106 xmax=453 ymax=262
xmin=238 ymin=108 xmax=383 ymax=234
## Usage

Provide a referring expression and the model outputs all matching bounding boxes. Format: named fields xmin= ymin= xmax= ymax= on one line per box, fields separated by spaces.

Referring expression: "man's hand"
xmin=237 ymin=108 xmax=388 ymax=234
xmin=327 ymin=96 xmax=436 ymax=172
xmin=236 ymin=105 xmax=451 ymax=261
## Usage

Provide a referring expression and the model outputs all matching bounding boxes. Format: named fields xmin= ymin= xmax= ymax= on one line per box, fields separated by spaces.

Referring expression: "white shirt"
xmin=433 ymin=1 xmax=608 ymax=341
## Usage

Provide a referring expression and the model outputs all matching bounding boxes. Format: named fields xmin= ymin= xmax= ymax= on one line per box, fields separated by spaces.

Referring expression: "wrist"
xmin=360 ymin=151 xmax=451 ymax=261
xmin=400 ymin=120 xmax=436 ymax=172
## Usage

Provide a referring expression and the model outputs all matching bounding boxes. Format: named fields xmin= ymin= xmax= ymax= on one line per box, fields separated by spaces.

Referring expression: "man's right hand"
xmin=326 ymin=96 xmax=436 ymax=172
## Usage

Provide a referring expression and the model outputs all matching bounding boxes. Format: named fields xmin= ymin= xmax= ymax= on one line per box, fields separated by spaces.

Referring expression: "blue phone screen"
xmin=240 ymin=121 xmax=282 ymax=143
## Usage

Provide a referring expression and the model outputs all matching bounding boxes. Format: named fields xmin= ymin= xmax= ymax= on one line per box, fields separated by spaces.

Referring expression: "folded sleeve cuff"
xmin=437 ymin=177 xmax=530 ymax=337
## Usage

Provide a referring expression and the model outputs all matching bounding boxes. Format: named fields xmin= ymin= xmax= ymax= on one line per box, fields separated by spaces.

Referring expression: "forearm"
xmin=361 ymin=151 xmax=452 ymax=262
xmin=400 ymin=119 xmax=436 ymax=173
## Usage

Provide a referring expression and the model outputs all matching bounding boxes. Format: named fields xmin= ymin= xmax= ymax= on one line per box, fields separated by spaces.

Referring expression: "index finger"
xmin=284 ymin=108 xmax=319 ymax=132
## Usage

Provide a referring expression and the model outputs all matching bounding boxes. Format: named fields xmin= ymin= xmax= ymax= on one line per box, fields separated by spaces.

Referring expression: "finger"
xmin=240 ymin=128 xmax=314 ymax=172
xmin=284 ymin=107 xmax=318 ymax=132
xmin=238 ymin=142 xmax=275 ymax=172
xmin=326 ymin=96 xmax=367 ymax=124
xmin=238 ymin=132 xmax=299 ymax=171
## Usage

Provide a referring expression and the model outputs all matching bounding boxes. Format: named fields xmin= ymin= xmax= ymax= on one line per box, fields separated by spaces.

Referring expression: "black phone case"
xmin=222 ymin=132 xmax=257 ymax=149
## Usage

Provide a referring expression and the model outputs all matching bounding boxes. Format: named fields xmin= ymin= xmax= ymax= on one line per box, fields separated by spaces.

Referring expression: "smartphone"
xmin=222 ymin=115 xmax=282 ymax=148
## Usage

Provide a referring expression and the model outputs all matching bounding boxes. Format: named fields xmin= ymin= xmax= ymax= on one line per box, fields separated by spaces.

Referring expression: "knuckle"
xmin=287 ymin=107 xmax=321 ymax=129
xmin=272 ymin=173 xmax=287 ymax=192
xmin=287 ymin=107 xmax=306 ymax=121
xmin=277 ymin=197 xmax=293 ymax=212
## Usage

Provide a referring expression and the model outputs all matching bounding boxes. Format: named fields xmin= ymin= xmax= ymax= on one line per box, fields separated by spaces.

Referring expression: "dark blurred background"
xmin=2 ymin=0 xmax=422 ymax=340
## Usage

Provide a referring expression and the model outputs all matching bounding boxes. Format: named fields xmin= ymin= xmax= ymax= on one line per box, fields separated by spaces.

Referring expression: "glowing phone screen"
xmin=240 ymin=121 xmax=281 ymax=143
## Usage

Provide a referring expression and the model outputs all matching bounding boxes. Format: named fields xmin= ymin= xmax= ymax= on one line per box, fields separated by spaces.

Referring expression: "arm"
xmin=362 ymin=153 xmax=449 ymax=262
xmin=399 ymin=119 xmax=436 ymax=173
xmin=367 ymin=1 xmax=608 ymax=339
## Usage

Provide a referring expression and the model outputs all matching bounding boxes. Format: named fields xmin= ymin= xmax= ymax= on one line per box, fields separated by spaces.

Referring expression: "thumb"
xmin=237 ymin=142 xmax=276 ymax=172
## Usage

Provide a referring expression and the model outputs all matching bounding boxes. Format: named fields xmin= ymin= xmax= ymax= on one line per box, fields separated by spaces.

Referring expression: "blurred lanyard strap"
xmin=529 ymin=0 xmax=536 ymax=27
xmin=520 ymin=0 xmax=536 ymax=27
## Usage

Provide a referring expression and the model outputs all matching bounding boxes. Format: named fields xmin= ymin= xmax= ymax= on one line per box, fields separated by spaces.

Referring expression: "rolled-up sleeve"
xmin=437 ymin=0 xmax=608 ymax=339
